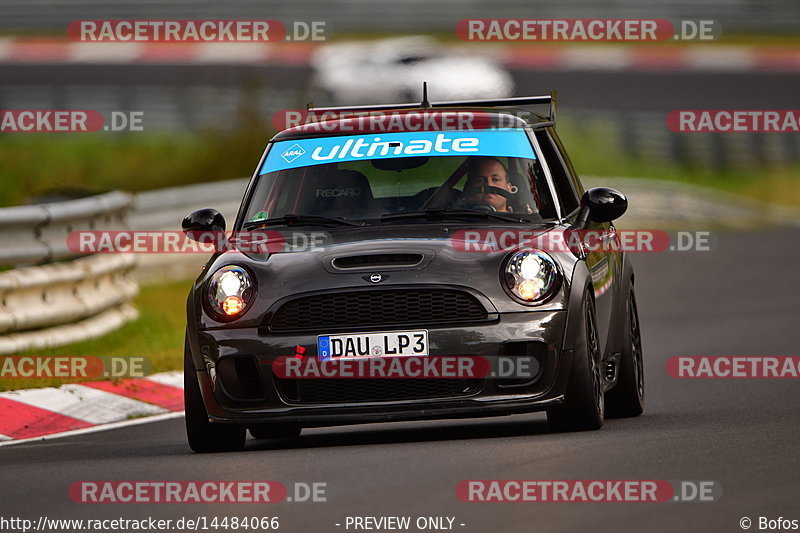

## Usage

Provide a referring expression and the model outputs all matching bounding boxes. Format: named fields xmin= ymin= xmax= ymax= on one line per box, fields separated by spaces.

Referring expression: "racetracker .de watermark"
xmin=456 ymin=19 xmax=720 ymax=41
xmin=68 ymin=20 xmax=327 ymax=42
xmin=0 ymin=356 xmax=150 ymax=380
xmin=67 ymin=231 xmax=326 ymax=254
xmin=668 ymin=110 xmax=800 ymax=132
xmin=0 ymin=110 xmax=143 ymax=132
xmin=667 ymin=356 xmax=800 ymax=378
xmin=70 ymin=481 xmax=286 ymax=503
xmin=273 ymin=109 xmax=527 ymax=133
xmin=69 ymin=481 xmax=327 ymax=504
xmin=457 ymin=480 xmax=721 ymax=502
xmin=452 ymin=230 xmax=715 ymax=254
xmin=270 ymin=355 xmax=541 ymax=380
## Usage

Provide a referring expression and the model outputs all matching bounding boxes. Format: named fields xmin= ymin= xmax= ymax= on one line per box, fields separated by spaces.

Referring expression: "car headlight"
xmin=206 ymin=265 xmax=254 ymax=319
xmin=503 ymin=250 xmax=560 ymax=304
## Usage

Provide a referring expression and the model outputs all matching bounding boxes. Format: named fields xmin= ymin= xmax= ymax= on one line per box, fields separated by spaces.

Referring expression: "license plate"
xmin=317 ymin=330 xmax=428 ymax=360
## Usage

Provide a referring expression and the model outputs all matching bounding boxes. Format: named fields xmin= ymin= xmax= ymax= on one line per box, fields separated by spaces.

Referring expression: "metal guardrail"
xmin=0 ymin=191 xmax=138 ymax=354
xmin=0 ymin=191 xmax=130 ymax=267
xmin=0 ymin=254 xmax=138 ymax=334
xmin=0 ymin=181 xmax=244 ymax=353
xmin=0 ymin=206 xmax=49 ymax=266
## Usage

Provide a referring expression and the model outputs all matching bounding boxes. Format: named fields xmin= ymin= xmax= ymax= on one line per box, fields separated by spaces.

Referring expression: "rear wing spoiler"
xmin=306 ymin=86 xmax=558 ymax=127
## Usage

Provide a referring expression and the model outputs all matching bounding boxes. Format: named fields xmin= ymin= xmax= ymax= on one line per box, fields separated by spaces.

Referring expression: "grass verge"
xmin=0 ymin=108 xmax=271 ymax=207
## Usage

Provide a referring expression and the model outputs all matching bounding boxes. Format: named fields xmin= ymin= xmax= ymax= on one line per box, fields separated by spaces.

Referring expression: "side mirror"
xmin=577 ymin=187 xmax=628 ymax=225
xmin=182 ymin=208 xmax=226 ymax=240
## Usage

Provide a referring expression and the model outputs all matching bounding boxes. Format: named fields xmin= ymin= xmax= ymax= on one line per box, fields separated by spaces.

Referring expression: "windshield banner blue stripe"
xmin=261 ymin=129 xmax=535 ymax=174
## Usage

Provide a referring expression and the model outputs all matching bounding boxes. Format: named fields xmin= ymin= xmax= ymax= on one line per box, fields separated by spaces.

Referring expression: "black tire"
xmin=605 ymin=286 xmax=645 ymax=418
xmin=249 ymin=424 xmax=302 ymax=440
xmin=184 ymin=337 xmax=246 ymax=453
xmin=547 ymin=291 xmax=604 ymax=432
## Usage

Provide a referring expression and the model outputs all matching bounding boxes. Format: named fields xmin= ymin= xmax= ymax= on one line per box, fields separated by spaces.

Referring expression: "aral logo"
xmin=281 ymin=143 xmax=306 ymax=163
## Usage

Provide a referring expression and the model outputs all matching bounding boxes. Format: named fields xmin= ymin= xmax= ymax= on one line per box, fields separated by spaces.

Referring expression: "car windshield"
xmin=243 ymin=128 xmax=558 ymax=226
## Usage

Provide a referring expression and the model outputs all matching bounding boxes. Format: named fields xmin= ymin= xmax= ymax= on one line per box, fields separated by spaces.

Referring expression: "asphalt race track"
xmin=1 ymin=228 xmax=798 ymax=532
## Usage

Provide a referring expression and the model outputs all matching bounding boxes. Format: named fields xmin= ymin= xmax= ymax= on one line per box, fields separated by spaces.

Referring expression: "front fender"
xmin=561 ymin=259 xmax=593 ymax=354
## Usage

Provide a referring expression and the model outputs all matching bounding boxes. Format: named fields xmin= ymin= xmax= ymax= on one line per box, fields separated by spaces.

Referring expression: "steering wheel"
xmin=468 ymin=203 xmax=497 ymax=212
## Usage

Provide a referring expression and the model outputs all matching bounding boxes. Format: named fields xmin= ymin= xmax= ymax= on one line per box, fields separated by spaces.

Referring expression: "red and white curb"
xmin=1 ymin=38 xmax=800 ymax=72
xmin=0 ymin=371 xmax=184 ymax=446
xmin=0 ymin=38 xmax=316 ymax=65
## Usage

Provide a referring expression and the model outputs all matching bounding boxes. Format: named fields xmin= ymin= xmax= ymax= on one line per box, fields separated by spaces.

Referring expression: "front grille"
xmin=276 ymin=378 xmax=482 ymax=404
xmin=268 ymin=289 xmax=488 ymax=332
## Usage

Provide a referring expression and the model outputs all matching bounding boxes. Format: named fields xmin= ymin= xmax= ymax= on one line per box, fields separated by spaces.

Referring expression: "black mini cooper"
xmin=182 ymin=93 xmax=644 ymax=452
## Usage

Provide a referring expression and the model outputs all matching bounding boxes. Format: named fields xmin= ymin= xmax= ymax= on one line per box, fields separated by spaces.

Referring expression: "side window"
xmin=534 ymin=129 xmax=581 ymax=215
xmin=549 ymin=129 xmax=585 ymax=200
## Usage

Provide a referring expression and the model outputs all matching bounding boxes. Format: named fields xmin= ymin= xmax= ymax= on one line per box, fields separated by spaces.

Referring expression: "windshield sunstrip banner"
xmin=261 ymin=129 xmax=536 ymax=173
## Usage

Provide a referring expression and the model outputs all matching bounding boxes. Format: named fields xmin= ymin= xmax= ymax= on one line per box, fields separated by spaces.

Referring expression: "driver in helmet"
xmin=464 ymin=156 xmax=519 ymax=212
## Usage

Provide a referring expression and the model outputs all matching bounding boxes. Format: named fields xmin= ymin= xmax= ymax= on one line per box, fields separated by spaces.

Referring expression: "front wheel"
xmin=605 ymin=286 xmax=645 ymax=418
xmin=547 ymin=291 xmax=604 ymax=432
xmin=184 ymin=336 xmax=246 ymax=453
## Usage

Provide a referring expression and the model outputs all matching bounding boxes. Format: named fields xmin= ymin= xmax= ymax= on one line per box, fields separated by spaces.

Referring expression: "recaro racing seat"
xmin=295 ymin=168 xmax=374 ymax=217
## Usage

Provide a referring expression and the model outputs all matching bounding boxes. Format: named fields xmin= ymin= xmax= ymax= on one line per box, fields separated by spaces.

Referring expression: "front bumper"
xmin=190 ymin=310 xmax=572 ymax=427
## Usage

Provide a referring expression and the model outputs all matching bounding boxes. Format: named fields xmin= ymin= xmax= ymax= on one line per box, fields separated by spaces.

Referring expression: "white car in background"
xmin=310 ymin=36 xmax=515 ymax=105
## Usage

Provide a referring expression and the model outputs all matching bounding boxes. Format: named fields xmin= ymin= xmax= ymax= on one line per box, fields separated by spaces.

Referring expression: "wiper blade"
xmin=243 ymin=214 xmax=365 ymax=229
xmin=380 ymin=209 xmax=527 ymax=223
